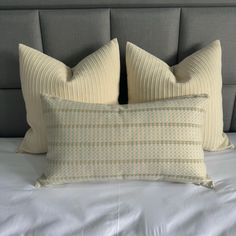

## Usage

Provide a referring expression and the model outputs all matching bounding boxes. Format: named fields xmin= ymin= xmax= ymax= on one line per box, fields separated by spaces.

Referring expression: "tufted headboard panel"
xmin=1 ymin=0 xmax=236 ymax=136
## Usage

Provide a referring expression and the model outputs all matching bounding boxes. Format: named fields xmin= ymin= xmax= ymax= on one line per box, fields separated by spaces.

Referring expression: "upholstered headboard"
xmin=1 ymin=0 xmax=236 ymax=136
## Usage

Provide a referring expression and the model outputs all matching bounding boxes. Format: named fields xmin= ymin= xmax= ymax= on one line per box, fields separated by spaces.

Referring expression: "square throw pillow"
xmin=19 ymin=39 xmax=120 ymax=154
xmin=36 ymin=94 xmax=213 ymax=188
xmin=126 ymin=40 xmax=233 ymax=151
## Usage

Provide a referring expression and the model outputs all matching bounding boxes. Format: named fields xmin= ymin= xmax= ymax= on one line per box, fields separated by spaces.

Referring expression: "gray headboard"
xmin=1 ymin=0 xmax=236 ymax=136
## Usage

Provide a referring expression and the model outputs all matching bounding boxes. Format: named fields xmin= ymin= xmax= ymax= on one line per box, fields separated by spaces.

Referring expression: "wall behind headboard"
xmin=1 ymin=0 xmax=236 ymax=136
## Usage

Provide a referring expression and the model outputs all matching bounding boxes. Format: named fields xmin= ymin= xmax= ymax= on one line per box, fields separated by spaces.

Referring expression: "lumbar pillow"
xmin=126 ymin=40 xmax=233 ymax=151
xmin=18 ymin=39 xmax=120 ymax=154
xmin=36 ymin=94 xmax=213 ymax=188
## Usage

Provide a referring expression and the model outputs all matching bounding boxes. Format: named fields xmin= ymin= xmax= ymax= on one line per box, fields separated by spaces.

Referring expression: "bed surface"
xmin=0 ymin=135 xmax=235 ymax=236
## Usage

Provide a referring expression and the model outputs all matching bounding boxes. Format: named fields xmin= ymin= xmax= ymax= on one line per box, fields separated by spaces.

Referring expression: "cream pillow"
xmin=36 ymin=94 xmax=213 ymax=188
xmin=126 ymin=40 xmax=233 ymax=151
xmin=19 ymin=39 xmax=120 ymax=154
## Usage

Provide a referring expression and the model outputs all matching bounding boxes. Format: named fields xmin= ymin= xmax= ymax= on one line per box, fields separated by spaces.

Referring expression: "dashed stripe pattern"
xmin=36 ymin=95 xmax=213 ymax=188
xmin=47 ymin=122 xmax=202 ymax=129
xmin=43 ymin=107 xmax=205 ymax=114
xmin=48 ymin=140 xmax=202 ymax=147
xmin=18 ymin=39 xmax=120 ymax=154
xmin=126 ymin=40 xmax=233 ymax=151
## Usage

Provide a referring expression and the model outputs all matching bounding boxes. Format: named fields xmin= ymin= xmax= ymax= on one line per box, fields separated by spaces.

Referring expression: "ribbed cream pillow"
xmin=18 ymin=39 xmax=120 ymax=154
xmin=36 ymin=94 xmax=213 ymax=188
xmin=126 ymin=40 xmax=232 ymax=151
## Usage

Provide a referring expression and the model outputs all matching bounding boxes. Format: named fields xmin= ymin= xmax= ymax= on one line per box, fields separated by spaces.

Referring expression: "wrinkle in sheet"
xmin=0 ymin=136 xmax=236 ymax=236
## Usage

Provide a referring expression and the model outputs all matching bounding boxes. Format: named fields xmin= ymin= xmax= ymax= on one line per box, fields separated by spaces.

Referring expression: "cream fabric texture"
xmin=18 ymin=39 xmax=120 ymax=154
xmin=36 ymin=94 xmax=213 ymax=188
xmin=126 ymin=40 xmax=232 ymax=151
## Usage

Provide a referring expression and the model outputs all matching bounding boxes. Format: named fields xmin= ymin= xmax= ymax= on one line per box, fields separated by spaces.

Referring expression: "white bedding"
xmin=0 ymin=135 xmax=236 ymax=236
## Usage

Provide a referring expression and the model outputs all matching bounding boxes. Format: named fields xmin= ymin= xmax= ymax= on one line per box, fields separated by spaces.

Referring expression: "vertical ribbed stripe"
xmin=126 ymin=40 xmax=233 ymax=151
xmin=19 ymin=39 xmax=120 ymax=153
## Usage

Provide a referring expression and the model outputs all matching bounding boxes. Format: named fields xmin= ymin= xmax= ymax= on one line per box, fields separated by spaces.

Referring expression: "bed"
xmin=1 ymin=1 xmax=236 ymax=235
xmin=0 ymin=136 xmax=236 ymax=235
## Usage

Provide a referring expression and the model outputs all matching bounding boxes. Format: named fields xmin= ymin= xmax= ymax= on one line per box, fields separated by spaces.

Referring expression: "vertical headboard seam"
xmin=109 ymin=8 xmax=111 ymax=40
xmin=176 ymin=7 xmax=182 ymax=64
xmin=38 ymin=10 xmax=44 ymax=52
xmin=230 ymin=90 xmax=236 ymax=131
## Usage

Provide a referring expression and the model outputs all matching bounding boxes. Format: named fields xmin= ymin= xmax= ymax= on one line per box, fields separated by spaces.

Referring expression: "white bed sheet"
xmin=0 ymin=135 xmax=236 ymax=236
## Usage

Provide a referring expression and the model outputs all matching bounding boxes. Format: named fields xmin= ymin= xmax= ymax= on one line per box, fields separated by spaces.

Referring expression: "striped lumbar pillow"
xmin=18 ymin=39 xmax=120 ymax=154
xmin=36 ymin=94 xmax=213 ymax=188
xmin=126 ymin=40 xmax=233 ymax=151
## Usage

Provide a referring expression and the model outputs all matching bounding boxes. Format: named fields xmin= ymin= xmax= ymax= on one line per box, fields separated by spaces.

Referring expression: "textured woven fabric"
xmin=18 ymin=39 xmax=120 ymax=154
xmin=36 ymin=94 xmax=213 ymax=188
xmin=126 ymin=40 xmax=233 ymax=151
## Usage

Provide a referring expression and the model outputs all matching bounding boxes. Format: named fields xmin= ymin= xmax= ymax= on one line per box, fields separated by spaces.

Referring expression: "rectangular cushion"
xmin=36 ymin=94 xmax=213 ymax=188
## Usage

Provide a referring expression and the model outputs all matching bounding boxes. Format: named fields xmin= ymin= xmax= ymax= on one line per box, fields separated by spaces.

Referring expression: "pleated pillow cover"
xmin=18 ymin=39 xmax=120 ymax=154
xmin=126 ymin=40 xmax=233 ymax=151
xmin=36 ymin=94 xmax=213 ymax=188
